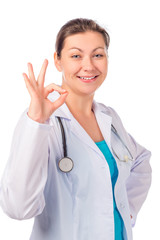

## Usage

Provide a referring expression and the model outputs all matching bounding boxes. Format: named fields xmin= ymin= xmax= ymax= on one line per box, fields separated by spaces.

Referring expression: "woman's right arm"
xmin=0 ymin=59 xmax=68 ymax=219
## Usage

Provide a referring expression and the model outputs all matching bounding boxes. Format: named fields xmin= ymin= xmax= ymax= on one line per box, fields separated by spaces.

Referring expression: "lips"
xmin=78 ymin=76 xmax=97 ymax=80
xmin=77 ymin=76 xmax=98 ymax=83
xmin=77 ymin=75 xmax=98 ymax=83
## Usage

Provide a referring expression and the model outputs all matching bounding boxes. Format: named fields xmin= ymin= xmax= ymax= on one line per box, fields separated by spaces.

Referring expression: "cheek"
xmin=97 ymin=61 xmax=108 ymax=75
xmin=102 ymin=59 xmax=108 ymax=74
xmin=62 ymin=62 xmax=80 ymax=77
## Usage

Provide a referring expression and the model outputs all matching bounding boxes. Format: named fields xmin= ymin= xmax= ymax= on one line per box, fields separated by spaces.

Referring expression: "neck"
xmin=63 ymin=90 xmax=94 ymax=118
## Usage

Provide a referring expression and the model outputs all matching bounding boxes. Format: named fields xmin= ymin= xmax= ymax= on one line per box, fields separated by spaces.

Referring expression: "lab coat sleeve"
xmin=0 ymin=110 xmax=51 ymax=220
xmin=125 ymin=134 xmax=152 ymax=227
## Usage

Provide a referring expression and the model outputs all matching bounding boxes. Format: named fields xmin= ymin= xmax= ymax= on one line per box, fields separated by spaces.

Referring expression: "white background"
xmin=0 ymin=0 xmax=159 ymax=239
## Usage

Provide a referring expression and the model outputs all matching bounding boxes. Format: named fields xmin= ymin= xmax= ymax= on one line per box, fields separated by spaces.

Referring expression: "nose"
xmin=82 ymin=56 xmax=95 ymax=72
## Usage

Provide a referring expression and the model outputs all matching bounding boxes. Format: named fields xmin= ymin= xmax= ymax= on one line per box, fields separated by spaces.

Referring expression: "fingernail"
xmin=62 ymin=89 xmax=67 ymax=93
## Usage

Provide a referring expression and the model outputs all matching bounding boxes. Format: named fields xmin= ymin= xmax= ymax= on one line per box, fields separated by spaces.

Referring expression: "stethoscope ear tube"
xmin=57 ymin=117 xmax=74 ymax=172
xmin=57 ymin=117 xmax=67 ymax=157
xmin=111 ymin=124 xmax=134 ymax=162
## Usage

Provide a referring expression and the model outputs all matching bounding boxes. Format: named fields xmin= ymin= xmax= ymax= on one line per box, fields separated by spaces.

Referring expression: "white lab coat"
xmin=0 ymin=91 xmax=151 ymax=240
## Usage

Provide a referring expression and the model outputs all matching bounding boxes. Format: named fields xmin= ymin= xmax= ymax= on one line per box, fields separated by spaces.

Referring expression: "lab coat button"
xmin=119 ymin=203 xmax=125 ymax=209
xmin=124 ymin=155 xmax=129 ymax=162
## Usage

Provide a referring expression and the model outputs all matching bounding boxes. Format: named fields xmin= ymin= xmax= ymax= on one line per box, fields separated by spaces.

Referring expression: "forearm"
xmin=0 ymin=111 xmax=51 ymax=220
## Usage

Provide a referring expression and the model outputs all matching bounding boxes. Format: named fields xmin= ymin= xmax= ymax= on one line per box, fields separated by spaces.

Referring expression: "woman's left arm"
xmin=106 ymin=106 xmax=152 ymax=226
xmin=125 ymin=134 xmax=152 ymax=227
xmin=107 ymin=106 xmax=152 ymax=227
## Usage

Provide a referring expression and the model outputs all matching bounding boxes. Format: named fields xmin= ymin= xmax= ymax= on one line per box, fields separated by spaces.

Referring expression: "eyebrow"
xmin=68 ymin=47 xmax=105 ymax=52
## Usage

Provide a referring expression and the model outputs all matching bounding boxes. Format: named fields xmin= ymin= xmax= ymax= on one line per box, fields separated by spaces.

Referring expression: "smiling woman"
xmin=0 ymin=18 xmax=151 ymax=240
xmin=54 ymin=31 xmax=108 ymax=98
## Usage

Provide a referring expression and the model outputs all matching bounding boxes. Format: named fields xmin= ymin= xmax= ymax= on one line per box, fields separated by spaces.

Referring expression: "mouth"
xmin=77 ymin=75 xmax=98 ymax=82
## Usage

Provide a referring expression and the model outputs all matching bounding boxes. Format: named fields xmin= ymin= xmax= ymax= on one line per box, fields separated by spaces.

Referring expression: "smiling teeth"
xmin=79 ymin=76 xmax=96 ymax=80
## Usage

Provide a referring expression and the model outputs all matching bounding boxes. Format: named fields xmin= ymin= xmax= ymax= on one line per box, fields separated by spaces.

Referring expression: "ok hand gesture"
xmin=22 ymin=59 xmax=68 ymax=123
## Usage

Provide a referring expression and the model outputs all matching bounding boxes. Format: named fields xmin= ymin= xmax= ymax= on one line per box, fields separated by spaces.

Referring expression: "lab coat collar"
xmin=49 ymin=91 xmax=112 ymax=121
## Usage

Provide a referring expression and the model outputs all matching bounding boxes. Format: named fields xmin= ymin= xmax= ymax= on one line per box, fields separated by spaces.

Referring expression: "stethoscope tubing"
xmin=111 ymin=124 xmax=133 ymax=160
xmin=57 ymin=117 xmax=133 ymax=172
xmin=57 ymin=117 xmax=67 ymax=157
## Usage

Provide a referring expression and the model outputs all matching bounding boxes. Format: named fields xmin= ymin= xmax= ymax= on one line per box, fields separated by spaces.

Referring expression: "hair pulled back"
xmin=55 ymin=18 xmax=110 ymax=58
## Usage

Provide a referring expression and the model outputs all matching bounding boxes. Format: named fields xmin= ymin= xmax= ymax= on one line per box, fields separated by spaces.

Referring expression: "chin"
xmin=76 ymin=85 xmax=99 ymax=96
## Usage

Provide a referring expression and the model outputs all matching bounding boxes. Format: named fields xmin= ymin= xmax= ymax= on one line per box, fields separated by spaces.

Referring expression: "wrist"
xmin=27 ymin=112 xmax=45 ymax=123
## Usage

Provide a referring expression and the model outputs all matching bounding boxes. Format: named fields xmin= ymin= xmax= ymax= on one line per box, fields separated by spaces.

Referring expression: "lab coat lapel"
xmin=69 ymin=118 xmax=104 ymax=158
xmin=92 ymin=101 xmax=112 ymax=150
xmin=69 ymin=101 xmax=113 ymax=157
xmin=49 ymin=91 xmax=113 ymax=157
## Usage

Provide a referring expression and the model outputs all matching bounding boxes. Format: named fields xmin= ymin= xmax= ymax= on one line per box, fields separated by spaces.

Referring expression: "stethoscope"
xmin=57 ymin=117 xmax=134 ymax=173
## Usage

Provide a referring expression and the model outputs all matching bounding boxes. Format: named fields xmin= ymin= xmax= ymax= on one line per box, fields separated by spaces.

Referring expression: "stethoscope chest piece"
xmin=58 ymin=157 xmax=74 ymax=173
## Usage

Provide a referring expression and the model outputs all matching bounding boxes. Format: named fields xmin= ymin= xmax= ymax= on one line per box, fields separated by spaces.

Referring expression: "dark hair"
xmin=55 ymin=18 xmax=110 ymax=58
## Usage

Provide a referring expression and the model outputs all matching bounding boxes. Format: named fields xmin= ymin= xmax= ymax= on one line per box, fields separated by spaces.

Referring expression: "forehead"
xmin=63 ymin=31 xmax=106 ymax=50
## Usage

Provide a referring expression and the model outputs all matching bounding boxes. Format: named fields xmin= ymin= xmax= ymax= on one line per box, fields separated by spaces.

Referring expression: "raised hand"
xmin=22 ymin=59 xmax=68 ymax=123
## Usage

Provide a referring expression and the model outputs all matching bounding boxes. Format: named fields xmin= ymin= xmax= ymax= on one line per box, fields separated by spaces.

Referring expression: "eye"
xmin=71 ymin=55 xmax=81 ymax=59
xmin=94 ymin=54 xmax=103 ymax=58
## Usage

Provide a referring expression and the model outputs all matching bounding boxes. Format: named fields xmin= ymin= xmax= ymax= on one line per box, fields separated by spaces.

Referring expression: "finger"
xmin=27 ymin=62 xmax=36 ymax=85
xmin=22 ymin=73 xmax=36 ymax=98
xmin=44 ymin=83 xmax=67 ymax=98
xmin=37 ymin=59 xmax=48 ymax=86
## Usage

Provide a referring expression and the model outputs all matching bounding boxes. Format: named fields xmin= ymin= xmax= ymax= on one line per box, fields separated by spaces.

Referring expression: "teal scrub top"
xmin=95 ymin=140 xmax=124 ymax=240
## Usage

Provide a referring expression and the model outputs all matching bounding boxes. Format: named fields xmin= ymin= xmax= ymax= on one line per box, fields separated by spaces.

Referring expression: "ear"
xmin=54 ymin=52 xmax=62 ymax=72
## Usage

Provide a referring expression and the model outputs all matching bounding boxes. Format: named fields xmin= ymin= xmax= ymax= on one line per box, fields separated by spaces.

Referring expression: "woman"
xmin=0 ymin=18 xmax=151 ymax=240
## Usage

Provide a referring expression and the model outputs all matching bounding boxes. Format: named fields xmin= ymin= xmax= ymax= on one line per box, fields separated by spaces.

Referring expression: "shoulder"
xmin=94 ymin=101 xmax=123 ymax=122
xmin=94 ymin=101 xmax=127 ymax=138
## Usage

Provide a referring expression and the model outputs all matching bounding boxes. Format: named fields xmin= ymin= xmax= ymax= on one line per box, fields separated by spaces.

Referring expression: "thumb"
xmin=50 ymin=91 xmax=68 ymax=112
